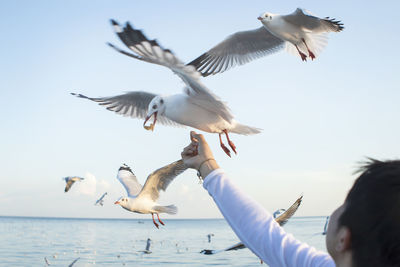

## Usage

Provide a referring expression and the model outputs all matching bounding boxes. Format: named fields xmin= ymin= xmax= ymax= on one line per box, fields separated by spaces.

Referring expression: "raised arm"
xmin=181 ymin=131 xmax=334 ymax=267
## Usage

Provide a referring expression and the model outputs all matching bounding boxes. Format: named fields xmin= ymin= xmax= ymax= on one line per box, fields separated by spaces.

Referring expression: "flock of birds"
xmin=60 ymin=7 xmax=343 ymax=263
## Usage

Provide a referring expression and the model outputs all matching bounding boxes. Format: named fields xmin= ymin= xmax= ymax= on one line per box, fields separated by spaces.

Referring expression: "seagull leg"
xmin=156 ymin=213 xmax=165 ymax=226
xmin=295 ymin=44 xmax=307 ymax=61
xmin=302 ymin=38 xmax=315 ymax=60
xmin=151 ymin=213 xmax=159 ymax=229
xmin=219 ymin=133 xmax=231 ymax=157
xmin=223 ymin=130 xmax=237 ymax=154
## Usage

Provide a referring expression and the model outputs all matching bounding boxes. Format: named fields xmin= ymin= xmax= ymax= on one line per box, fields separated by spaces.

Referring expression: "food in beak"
xmin=143 ymin=112 xmax=157 ymax=131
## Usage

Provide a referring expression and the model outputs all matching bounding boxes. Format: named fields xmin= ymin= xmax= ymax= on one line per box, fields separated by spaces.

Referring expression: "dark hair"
xmin=339 ymin=158 xmax=400 ymax=266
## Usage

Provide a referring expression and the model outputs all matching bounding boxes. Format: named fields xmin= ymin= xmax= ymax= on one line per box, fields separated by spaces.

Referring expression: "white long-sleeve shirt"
xmin=203 ymin=169 xmax=335 ymax=267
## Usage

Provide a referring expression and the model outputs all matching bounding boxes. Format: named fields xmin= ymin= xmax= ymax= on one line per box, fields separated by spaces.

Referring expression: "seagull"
xmin=139 ymin=238 xmax=152 ymax=254
xmin=322 ymin=216 xmax=329 ymax=235
xmin=68 ymin=257 xmax=80 ymax=267
xmin=188 ymin=8 xmax=344 ymax=76
xmin=114 ymin=160 xmax=187 ymax=228
xmin=72 ymin=20 xmax=261 ymax=157
xmin=94 ymin=192 xmax=108 ymax=206
xmin=200 ymin=195 xmax=303 ymax=255
xmin=207 ymin=233 xmax=214 ymax=243
xmin=63 ymin=176 xmax=84 ymax=192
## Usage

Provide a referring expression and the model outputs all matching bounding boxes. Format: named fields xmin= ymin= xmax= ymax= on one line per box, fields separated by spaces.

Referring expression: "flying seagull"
xmin=188 ymin=8 xmax=344 ymax=76
xmin=114 ymin=160 xmax=187 ymax=228
xmin=72 ymin=20 xmax=261 ymax=157
xmin=200 ymin=195 xmax=303 ymax=255
xmin=94 ymin=192 xmax=108 ymax=206
xmin=63 ymin=176 xmax=84 ymax=193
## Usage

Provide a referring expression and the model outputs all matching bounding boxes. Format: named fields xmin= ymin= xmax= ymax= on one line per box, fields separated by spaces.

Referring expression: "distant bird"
xmin=114 ymin=161 xmax=187 ymax=228
xmin=200 ymin=195 xmax=303 ymax=255
xmin=94 ymin=192 xmax=108 ymax=206
xmin=72 ymin=20 xmax=261 ymax=157
xmin=322 ymin=216 xmax=329 ymax=235
xmin=139 ymin=238 xmax=152 ymax=254
xmin=63 ymin=176 xmax=84 ymax=192
xmin=44 ymin=257 xmax=50 ymax=266
xmin=68 ymin=257 xmax=80 ymax=267
xmin=188 ymin=8 xmax=344 ymax=76
xmin=207 ymin=233 xmax=214 ymax=243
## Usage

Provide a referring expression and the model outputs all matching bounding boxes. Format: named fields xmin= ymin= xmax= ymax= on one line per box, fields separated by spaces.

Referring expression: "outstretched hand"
xmin=181 ymin=131 xmax=219 ymax=178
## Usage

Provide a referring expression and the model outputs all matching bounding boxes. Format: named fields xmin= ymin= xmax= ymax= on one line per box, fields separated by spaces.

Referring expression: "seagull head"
xmin=258 ymin=12 xmax=274 ymax=22
xmin=144 ymin=96 xmax=165 ymax=131
xmin=114 ymin=196 xmax=129 ymax=207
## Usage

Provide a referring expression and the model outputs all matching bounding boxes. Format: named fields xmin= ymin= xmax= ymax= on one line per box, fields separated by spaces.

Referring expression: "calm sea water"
xmin=0 ymin=216 xmax=328 ymax=266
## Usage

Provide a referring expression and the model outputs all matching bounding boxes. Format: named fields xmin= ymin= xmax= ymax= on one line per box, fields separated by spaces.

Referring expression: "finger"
xmin=190 ymin=131 xmax=199 ymax=143
xmin=192 ymin=132 xmax=206 ymax=143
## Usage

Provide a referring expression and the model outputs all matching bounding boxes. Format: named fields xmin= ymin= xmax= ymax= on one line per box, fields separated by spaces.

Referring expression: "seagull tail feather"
xmin=230 ymin=123 xmax=262 ymax=135
xmin=154 ymin=204 xmax=178 ymax=215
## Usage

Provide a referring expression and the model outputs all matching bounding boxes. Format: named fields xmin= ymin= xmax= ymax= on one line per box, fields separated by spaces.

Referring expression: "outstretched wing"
xmin=64 ymin=179 xmax=75 ymax=192
xmin=71 ymin=92 xmax=182 ymax=127
xmin=138 ymin=159 xmax=187 ymax=201
xmin=108 ymin=20 xmax=233 ymax=123
xmin=282 ymin=8 xmax=344 ymax=33
xmin=275 ymin=195 xmax=303 ymax=226
xmin=187 ymin=27 xmax=285 ymax=77
xmin=117 ymin=164 xmax=143 ymax=197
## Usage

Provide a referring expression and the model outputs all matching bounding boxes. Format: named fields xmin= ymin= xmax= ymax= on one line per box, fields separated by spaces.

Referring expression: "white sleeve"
xmin=202 ymin=169 xmax=335 ymax=267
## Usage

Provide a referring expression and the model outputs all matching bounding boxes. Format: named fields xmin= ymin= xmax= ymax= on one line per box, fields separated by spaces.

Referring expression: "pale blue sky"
xmin=1 ymin=0 xmax=399 ymax=219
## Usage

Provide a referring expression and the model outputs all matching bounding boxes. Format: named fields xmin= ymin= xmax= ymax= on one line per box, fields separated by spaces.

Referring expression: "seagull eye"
xmin=152 ymin=105 xmax=157 ymax=109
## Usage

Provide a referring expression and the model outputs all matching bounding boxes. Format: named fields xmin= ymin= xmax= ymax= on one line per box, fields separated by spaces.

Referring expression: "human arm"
xmin=181 ymin=132 xmax=335 ymax=267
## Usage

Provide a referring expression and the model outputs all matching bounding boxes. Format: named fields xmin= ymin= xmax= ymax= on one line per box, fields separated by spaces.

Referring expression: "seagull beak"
xmin=114 ymin=201 xmax=120 ymax=205
xmin=143 ymin=111 xmax=157 ymax=131
xmin=257 ymin=16 xmax=263 ymax=21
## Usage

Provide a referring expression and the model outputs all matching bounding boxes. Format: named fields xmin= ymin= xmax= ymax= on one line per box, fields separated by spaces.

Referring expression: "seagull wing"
xmin=138 ymin=159 xmax=187 ymax=201
xmin=117 ymin=165 xmax=143 ymax=197
xmin=282 ymin=8 xmax=344 ymax=33
xmin=64 ymin=178 xmax=75 ymax=192
xmin=71 ymin=92 xmax=182 ymax=127
xmin=275 ymin=195 xmax=303 ymax=226
xmin=108 ymin=20 xmax=234 ymax=123
xmin=187 ymin=27 xmax=285 ymax=77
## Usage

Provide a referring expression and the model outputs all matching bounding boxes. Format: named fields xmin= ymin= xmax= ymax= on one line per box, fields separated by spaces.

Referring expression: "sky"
xmin=1 ymin=0 xmax=399 ymax=220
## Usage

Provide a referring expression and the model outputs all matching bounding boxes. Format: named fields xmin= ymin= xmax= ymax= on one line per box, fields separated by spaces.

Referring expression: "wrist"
xmin=198 ymin=159 xmax=219 ymax=179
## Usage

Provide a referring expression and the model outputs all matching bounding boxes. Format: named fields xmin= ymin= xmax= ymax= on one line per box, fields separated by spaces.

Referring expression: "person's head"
xmin=326 ymin=158 xmax=400 ymax=266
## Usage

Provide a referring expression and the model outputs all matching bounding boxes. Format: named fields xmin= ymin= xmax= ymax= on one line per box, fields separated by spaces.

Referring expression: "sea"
xmin=0 ymin=216 xmax=328 ymax=266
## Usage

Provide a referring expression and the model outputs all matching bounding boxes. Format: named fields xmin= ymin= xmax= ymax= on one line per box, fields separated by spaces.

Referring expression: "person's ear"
xmin=335 ymin=226 xmax=351 ymax=252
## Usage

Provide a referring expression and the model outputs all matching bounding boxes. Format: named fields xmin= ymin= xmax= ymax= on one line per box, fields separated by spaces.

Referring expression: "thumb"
xmin=190 ymin=131 xmax=205 ymax=144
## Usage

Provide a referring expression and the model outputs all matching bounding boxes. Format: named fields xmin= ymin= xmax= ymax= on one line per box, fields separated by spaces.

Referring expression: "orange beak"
xmin=114 ymin=201 xmax=120 ymax=205
xmin=143 ymin=111 xmax=157 ymax=131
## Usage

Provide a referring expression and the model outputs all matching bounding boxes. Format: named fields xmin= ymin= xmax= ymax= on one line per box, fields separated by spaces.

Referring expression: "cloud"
xmin=74 ymin=172 xmax=110 ymax=197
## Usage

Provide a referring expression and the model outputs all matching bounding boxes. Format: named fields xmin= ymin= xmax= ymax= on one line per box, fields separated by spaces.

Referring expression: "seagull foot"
xmin=220 ymin=143 xmax=231 ymax=157
xmin=157 ymin=214 xmax=165 ymax=226
xmin=299 ymin=52 xmax=307 ymax=61
xmin=227 ymin=140 xmax=237 ymax=155
xmin=152 ymin=214 xmax=159 ymax=229
xmin=153 ymin=222 xmax=159 ymax=229
xmin=308 ymin=51 xmax=316 ymax=60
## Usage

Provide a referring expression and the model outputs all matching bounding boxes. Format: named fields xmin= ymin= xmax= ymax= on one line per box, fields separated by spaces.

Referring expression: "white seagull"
xmin=72 ymin=20 xmax=261 ymax=157
xmin=63 ymin=176 xmax=84 ymax=192
xmin=188 ymin=8 xmax=344 ymax=76
xmin=114 ymin=160 xmax=187 ymax=228
xmin=94 ymin=192 xmax=108 ymax=206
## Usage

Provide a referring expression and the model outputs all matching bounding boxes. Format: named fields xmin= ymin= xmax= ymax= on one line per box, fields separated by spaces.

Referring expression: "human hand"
xmin=181 ymin=131 xmax=219 ymax=178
